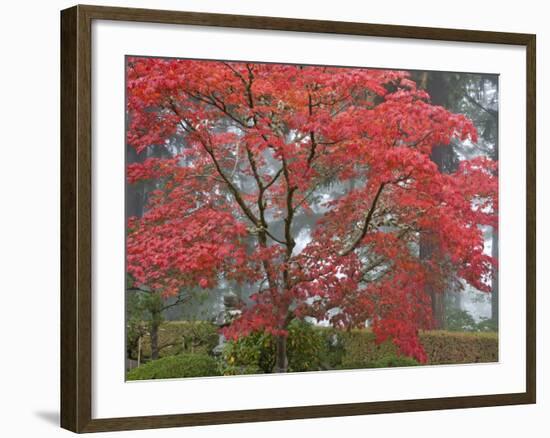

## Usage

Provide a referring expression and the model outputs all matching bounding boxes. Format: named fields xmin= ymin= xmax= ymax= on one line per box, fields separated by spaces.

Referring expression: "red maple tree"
xmin=126 ymin=58 xmax=498 ymax=371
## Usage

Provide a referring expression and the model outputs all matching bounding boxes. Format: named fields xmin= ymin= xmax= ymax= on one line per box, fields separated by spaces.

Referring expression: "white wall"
xmin=0 ymin=0 xmax=546 ymax=437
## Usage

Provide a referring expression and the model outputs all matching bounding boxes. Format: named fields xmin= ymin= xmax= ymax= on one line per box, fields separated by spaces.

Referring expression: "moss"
xmin=127 ymin=353 xmax=220 ymax=380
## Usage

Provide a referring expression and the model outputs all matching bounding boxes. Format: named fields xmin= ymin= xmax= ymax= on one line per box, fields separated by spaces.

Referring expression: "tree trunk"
xmin=431 ymin=289 xmax=446 ymax=329
xmin=126 ymin=142 xmax=146 ymax=220
xmin=274 ymin=335 xmax=288 ymax=373
xmin=491 ymin=227 xmax=499 ymax=325
xmin=417 ymin=72 xmax=459 ymax=330
xmin=150 ymin=316 xmax=160 ymax=360
xmin=489 ymin=77 xmax=499 ymax=327
xmin=419 ymin=232 xmax=446 ymax=329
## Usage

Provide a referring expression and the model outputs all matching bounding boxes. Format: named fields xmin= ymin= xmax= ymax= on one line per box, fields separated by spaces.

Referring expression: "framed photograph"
xmin=60 ymin=4 xmax=536 ymax=433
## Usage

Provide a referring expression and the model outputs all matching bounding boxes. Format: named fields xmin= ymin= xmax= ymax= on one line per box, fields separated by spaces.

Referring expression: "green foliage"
xmin=364 ymin=355 xmax=420 ymax=368
xmin=220 ymin=320 xmax=329 ymax=375
xmin=421 ymin=330 xmax=498 ymax=364
xmin=445 ymin=308 xmax=478 ymax=331
xmin=475 ymin=317 xmax=498 ymax=332
xmin=221 ymin=330 xmax=275 ymax=375
xmin=335 ymin=329 xmax=498 ymax=368
xmin=126 ymin=291 xmax=149 ymax=358
xmin=221 ymin=324 xmax=498 ymax=373
xmin=445 ymin=308 xmax=498 ymax=333
xmin=129 ymin=321 xmax=219 ymax=360
xmin=126 ymin=288 xmax=166 ymax=359
xmin=287 ymin=320 xmax=327 ymax=372
xmin=319 ymin=329 xmax=347 ymax=369
xmin=127 ymin=353 xmax=220 ymax=380
xmin=128 ymin=319 xmax=498 ymax=378
xmin=338 ymin=330 xmax=396 ymax=369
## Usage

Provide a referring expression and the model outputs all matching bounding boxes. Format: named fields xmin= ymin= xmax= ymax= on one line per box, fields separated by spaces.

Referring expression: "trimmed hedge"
xmin=338 ymin=330 xmax=398 ymax=370
xmin=421 ymin=330 xmax=498 ymax=365
xmin=133 ymin=321 xmax=219 ymax=360
xmin=338 ymin=329 xmax=498 ymax=368
xmin=127 ymin=353 xmax=220 ymax=380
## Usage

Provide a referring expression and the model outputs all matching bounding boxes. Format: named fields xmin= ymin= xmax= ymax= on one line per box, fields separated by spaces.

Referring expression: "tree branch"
xmin=281 ymin=155 xmax=297 ymax=259
xmin=167 ymin=101 xmax=260 ymax=227
xmin=306 ymin=92 xmax=318 ymax=167
xmin=161 ymin=293 xmax=193 ymax=312
xmin=201 ymin=141 xmax=260 ymax=227
xmin=264 ymin=168 xmax=283 ymax=190
xmin=340 ymin=183 xmax=386 ymax=256
xmin=465 ymin=94 xmax=498 ymax=118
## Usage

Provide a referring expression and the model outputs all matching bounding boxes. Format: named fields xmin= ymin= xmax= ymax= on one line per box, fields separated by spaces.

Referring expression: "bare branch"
xmin=264 ymin=168 xmax=283 ymax=190
xmin=340 ymin=183 xmax=386 ymax=256
xmin=465 ymin=94 xmax=498 ymax=118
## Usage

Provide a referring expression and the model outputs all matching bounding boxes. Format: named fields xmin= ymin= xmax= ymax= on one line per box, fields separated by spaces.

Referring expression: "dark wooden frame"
xmin=61 ymin=4 xmax=536 ymax=433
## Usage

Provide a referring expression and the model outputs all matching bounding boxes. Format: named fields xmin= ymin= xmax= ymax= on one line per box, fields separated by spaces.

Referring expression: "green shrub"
xmin=421 ymin=331 xmax=498 ymax=364
xmin=131 ymin=321 xmax=219 ymax=360
xmin=318 ymin=329 xmax=346 ymax=369
xmin=364 ymin=355 xmax=419 ymax=368
xmin=126 ymin=301 xmax=148 ymax=359
xmin=221 ymin=320 xmax=329 ymax=374
xmin=287 ymin=320 xmax=327 ymax=372
xmin=338 ymin=330 xmax=396 ymax=369
xmin=338 ymin=329 xmax=498 ymax=368
xmin=221 ymin=330 xmax=275 ymax=375
xmin=475 ymin=317 xmax=498 ymax=332
xmin=445 ymin=308 xmax=498 ymax=333
xmin=445 ymin=308 xmax=478 ymax=332
xmin=127 ymin=353 xmax=220 ymax=380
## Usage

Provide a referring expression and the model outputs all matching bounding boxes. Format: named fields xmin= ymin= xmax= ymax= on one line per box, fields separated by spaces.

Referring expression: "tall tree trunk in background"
xmin=417 ymin=72 xmax=458 ymax=329
xmin=126 ymin=140 xmax=170 ymax=222
xmin=419 ymin=232 xmax=445 ymax=329
xmin=126 ymin=141 xmax=146 ymax=220
xmin=489 ymin=76 xmax=500 ymax=327
xmin=491 ymin=228 xmax=499 ymax=324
